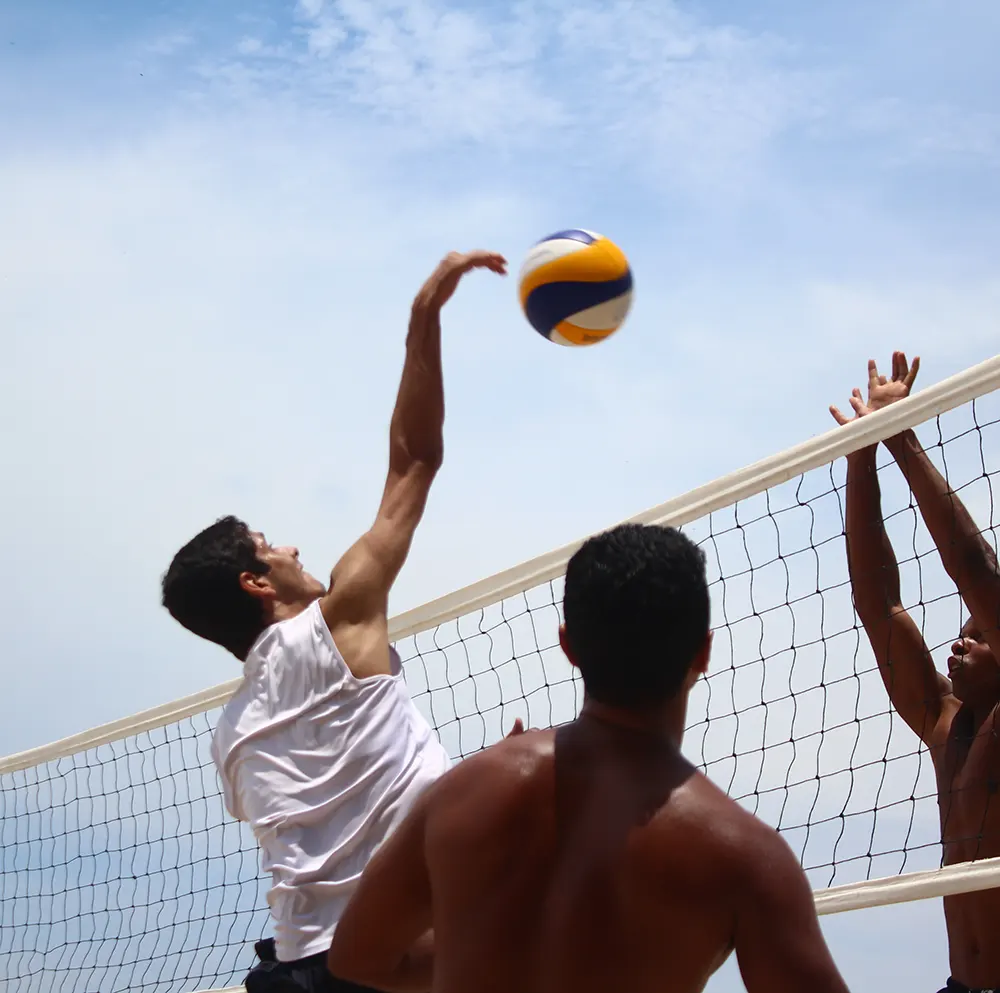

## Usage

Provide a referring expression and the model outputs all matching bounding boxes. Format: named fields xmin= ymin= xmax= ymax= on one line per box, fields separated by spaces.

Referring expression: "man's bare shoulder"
xmin=647 ymin=766 xmax=798 ymax=880
xmin=431 ymin=729 xmax=557 ymax=806
xmin=421 ymin=730 xmax=557 ymax=857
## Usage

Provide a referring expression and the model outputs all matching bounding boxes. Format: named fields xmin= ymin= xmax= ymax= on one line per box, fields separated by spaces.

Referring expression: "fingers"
xmin=890 ymin=350 xmax=919 ymax=390
xmin=450 ymin=250 xmax=508 ymax=275
xmin=867 ymin=359 xmax=880 ymax=390
xmin=831 ymin=387 xmax=867 ymax=425
xmin=470 ymin=251 xmax=508 ymax=275
xmin=506 ymin=718 xmax=525 ymax=737
xmin=421 ymin=249 xmax=507 ymax=308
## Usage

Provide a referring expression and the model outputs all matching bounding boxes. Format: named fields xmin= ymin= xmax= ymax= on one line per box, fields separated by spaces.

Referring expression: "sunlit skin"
xmin=836 ymin=352 xmax=1000 ymax=990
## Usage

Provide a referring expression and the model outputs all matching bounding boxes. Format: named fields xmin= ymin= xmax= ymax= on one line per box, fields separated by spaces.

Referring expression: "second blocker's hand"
xmin=830 ymin=351 xmax=920 ymax=425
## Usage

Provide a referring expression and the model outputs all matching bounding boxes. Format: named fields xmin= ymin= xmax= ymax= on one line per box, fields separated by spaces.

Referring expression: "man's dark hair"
xmin=162 ymin=516 xmax=270 ymax=659
xmin=562 ymin=523 xmax=710 ymax=708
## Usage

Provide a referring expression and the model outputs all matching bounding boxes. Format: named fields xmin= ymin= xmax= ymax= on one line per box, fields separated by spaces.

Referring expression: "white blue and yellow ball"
xmin=518 ymin=230 xmax=633 ymax=346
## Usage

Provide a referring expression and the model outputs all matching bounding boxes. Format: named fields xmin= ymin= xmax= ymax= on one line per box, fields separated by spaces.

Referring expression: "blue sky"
xmin=2 ymin=0 xmax=999 ymax=990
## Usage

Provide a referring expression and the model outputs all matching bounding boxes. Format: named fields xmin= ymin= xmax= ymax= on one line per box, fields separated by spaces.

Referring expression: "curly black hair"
xmin=162 ymin=516 xmax=270 ymax=659
xmin=563 ymin=523 xmax=710 ymax=708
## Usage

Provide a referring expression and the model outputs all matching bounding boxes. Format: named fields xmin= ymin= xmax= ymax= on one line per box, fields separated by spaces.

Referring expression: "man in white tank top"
xmin=162 ymin=249 xmax=510 ymax=993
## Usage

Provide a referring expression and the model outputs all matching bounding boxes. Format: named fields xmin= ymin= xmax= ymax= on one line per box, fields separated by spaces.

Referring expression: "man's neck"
xmin=954 ymin=696 xmax=1000 ymax=737
xmin=971 ymin=696 xmax=1000 ymax=732
xmin=580 ymin=696 xmax=687 ymax=750
xmin=270 ymin=594 xmax=321 ymax=626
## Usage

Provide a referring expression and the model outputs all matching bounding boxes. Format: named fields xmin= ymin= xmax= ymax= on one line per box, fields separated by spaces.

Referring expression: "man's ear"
xmin=558 ymin=624 xmax=578 ymax=669
xmin=240 ymin=570 xmax=276 ymax=601
xmin=683 ymin=630 xmax=713 ymax=690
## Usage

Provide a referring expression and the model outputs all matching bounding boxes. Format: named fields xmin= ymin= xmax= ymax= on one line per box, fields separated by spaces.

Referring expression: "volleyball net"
xmin=2 ymin=354 xmax=999 ymax=993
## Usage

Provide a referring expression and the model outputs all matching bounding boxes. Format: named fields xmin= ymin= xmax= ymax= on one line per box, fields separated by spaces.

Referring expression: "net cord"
xmin=4 ymin=353 xmax=997 ymax=777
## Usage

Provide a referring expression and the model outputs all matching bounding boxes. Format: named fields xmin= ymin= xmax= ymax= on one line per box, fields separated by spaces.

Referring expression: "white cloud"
xmin=178 ymin=0 xmax=1000 ymax=201
xmin=807 ymin=279 xmax=1000 ymax=377
xmin=236 ymin=36 xmax=264 ymax=55
xmin=847 ymin=97 xmax=1000 ymax=166
xmin=187 ymin=0 xmax=818 ymax=194
xmin=145 ymin=32 xmax=194 ymax=56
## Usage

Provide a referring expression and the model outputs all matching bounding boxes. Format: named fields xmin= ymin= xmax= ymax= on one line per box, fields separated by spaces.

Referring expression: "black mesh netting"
xmin=2 ymin=394 xmax=997 ymax=992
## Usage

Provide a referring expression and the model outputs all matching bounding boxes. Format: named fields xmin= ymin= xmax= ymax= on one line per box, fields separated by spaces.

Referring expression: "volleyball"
xmin=518 ymin=229 xmax=633 ymax=346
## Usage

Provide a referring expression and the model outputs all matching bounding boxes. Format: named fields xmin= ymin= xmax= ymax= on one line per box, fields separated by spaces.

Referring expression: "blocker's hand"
xmin=830 ymin=351 xmax=919 ymax=426
xmin=417 ymin=250 xmax=508 ymax=312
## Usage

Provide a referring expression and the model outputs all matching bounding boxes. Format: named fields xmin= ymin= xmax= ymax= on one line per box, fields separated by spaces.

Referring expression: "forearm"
xmin=386 ymin=295 xmax=445 ymax=472
xmin=384 ymin=251 xmax=503 ymax=474
xmin=846 ymin=447 xmax=902 ymax=613
xmin=885 ymin=428 xmax=997 ymax=578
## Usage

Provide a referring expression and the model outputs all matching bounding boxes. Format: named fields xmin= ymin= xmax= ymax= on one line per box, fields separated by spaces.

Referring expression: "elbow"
xmin=851 ymin=588 xmax=899 ymax=628
xmin=389 ymin=437 xmax=444 ymax=476
xmin=948 ymin=541 xmax=999 ymax=584
xmin=419 ymin=442 xmax=444 ymax=475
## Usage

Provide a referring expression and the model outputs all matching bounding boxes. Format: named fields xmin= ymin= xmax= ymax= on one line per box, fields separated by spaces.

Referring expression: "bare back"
xmin=423 ymin=718 xmax=847 ymax=993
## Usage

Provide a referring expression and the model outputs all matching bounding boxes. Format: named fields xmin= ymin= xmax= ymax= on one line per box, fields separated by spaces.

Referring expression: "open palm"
xmin=830 ymin=351 xmax=920 ymax=425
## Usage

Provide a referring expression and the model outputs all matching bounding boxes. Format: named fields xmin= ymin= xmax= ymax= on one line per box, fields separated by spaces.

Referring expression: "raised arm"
xmin=831 ymin=354 xmax=954 ymax=745
xmin=321 ymin=250 xmax=507 ymax=676
xmin=884 ymin=425 xmax=1000 ymax=664
xmin=734 ymin=827 xmax=851 ymax=993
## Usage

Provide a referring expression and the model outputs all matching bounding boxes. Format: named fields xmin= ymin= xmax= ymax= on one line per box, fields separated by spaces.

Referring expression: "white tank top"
xmin=211 ymin=600 xmax=452 ymax=962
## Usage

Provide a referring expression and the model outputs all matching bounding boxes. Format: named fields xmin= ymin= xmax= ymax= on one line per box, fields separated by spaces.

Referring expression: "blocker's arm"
xmin=885 ymin=427 xmax=1000 ymax=663
xmin=844 ymin=446 xmax=954 ymax=745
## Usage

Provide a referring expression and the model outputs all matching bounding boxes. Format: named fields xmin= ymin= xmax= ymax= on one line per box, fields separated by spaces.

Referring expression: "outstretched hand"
xmin=830 ymin=351 xmax=920 ymax=426
xmin=419 ymin=250 xmax=508 ymax=311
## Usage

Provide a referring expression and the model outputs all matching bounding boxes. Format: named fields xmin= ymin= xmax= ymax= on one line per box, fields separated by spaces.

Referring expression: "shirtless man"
xmin=327 ymin=522 xmax=850 ymax=993
xmin=831 ymin=352 xmax=1000 ymax=993
xmin=161 ymin=250 xmax=509 ymax=992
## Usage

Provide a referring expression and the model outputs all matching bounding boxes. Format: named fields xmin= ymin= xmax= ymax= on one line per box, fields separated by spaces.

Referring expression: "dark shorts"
xmin=244 ymin=939 xmax=380 ymax=993
xmin=937 ymin=979 xmax=998 ymax=993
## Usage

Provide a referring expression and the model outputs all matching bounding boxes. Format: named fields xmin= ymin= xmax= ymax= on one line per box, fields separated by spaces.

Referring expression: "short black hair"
xmin=562 ymin=523 xmax=710 ymax=708
xmin=162 ymin=516 xmax=269 ymax=659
